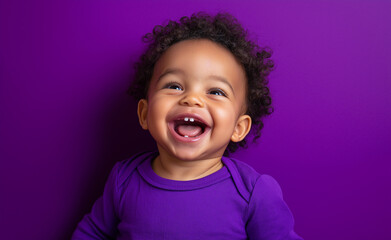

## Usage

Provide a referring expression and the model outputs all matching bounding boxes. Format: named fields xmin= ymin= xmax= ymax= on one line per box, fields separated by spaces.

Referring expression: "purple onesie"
xmin=72 ymin=151 xmax=303 ymax=239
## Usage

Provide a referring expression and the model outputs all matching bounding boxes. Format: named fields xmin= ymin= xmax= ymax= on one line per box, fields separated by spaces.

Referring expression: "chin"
xmin=172 ymin=150 xmax=204 ymax=161
xmin=157 ymin=141 xmax=227 ymax=162
xmin=173 ymin=148 xmax=225 ymax=162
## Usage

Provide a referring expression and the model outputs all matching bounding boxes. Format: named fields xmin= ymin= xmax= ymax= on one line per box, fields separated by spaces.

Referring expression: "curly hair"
xmin=128 ymin=12 xmax=274 ymax=154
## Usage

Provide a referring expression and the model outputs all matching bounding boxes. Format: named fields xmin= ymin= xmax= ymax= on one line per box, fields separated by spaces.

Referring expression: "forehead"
xmin=152 ymin=39 xmax=247 ymax=85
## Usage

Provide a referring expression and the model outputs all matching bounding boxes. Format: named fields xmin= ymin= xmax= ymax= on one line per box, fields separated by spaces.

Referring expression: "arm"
xmin=71 ymin=162 xmax=121 ymax=240
xmin=246 ymin=175 xmax=303 ymax=240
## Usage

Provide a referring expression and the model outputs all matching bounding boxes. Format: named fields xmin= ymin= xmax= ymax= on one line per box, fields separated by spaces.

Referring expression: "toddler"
xmin=72 ymin=12 xmax=303 ymax=240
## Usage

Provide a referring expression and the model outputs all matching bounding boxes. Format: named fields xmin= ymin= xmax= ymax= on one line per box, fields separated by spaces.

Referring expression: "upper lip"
xmin=168 ymin=112 xmax=211 ymax=128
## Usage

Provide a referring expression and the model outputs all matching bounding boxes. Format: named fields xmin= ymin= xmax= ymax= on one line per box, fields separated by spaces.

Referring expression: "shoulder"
xmin=223 ymin=157 xmax=284 ymax=202
xmin=253 ymin=174 xmax=284 ymax=198
xmin=112 ymin=151 xmax=158 ymax=188
xmin=223 ymin=158 xmax=260 ymax=186
xmin=222 ymin=157 xmax=262 ymax=202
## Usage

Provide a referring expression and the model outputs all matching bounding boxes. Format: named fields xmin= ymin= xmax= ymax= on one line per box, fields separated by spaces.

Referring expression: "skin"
xmin=137 ymin=39 xmax=252 ymax=181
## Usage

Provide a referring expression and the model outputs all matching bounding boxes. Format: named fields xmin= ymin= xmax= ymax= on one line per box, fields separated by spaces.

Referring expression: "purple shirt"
xmin=72 ymin=152 xmax=303 ymax=239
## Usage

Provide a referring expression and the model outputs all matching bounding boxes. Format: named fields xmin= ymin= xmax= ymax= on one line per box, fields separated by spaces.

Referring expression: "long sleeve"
xmin=245 ymin=175 xmax=303 ymax=240
xmin=71 ymin=162 xmax=121 ymax=240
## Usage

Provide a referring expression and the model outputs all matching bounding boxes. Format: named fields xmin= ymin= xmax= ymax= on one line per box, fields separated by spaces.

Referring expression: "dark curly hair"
xmin=128 ymin=12 xmax=274 ymax=154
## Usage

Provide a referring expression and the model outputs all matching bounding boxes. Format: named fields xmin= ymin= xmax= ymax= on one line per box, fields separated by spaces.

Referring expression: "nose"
xmin=179 ymin=92 xmax=204 ymax=107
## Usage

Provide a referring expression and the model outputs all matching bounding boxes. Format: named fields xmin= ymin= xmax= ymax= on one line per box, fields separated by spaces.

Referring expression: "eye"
xmin=208 ymin=88 xmax=227 ymax=97
xmin=163 ymin=82 xmax=183 ymax=91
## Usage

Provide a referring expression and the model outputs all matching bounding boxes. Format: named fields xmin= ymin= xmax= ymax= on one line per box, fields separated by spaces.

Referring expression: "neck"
xmin=152 ymin=153 xmax=224 ymax=181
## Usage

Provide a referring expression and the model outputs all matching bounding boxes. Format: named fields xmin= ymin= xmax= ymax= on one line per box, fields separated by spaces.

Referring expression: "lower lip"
xmin=168 ymin=122 xmax=210 ymax=143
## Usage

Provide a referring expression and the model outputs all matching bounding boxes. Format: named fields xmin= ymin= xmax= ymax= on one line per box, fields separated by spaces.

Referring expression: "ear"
xmin=137 ymin=99 xmax=149 ymax=130
xmin=231 ymin=115 xmax=252 ymax=142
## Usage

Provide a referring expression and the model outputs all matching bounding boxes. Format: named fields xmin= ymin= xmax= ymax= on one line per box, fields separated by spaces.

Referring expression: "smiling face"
xmin=137 ymin=39 xmax=252 ymax=162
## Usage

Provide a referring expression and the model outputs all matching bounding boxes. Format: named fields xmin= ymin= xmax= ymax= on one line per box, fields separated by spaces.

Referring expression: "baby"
xmin=72 ymin=12 xmax=303 ymax=240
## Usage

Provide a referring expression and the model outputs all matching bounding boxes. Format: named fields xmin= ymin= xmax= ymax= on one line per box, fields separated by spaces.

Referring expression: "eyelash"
xmin=163 ymin=82 xmax=183 ymax=91
xmin=208 ymin=88 xmax=228 ymax=97
xmin=162 ymin=82 xmax=228 ymax=97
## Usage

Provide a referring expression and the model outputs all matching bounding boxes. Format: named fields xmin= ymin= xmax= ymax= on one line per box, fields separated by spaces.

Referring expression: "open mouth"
xmin=168 ymin=114 xmax=211 ymax=142
xmin=174 ymin=117 xmax=207 ymax=138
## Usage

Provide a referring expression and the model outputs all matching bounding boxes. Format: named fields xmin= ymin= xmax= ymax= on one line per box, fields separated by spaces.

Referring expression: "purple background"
xmin=1 ymin=1 xmax=390 ymax=239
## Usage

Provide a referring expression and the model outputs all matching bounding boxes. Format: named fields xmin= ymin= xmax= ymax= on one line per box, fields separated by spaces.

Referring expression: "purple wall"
xmin=1 ymin=1 xmax=390 ymax=239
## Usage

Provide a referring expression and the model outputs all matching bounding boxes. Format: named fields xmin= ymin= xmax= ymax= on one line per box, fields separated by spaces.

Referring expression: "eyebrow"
xmin=208 ymin=75 xmax=235 ymax=95
xmin=157 ymin=68 xmax=185 ymax=82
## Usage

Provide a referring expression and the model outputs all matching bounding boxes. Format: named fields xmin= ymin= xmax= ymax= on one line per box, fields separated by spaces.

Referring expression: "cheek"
xmin=213 ymin=105 xmax=237 ymax=128
xmin=148 ymin=100 xmax=165 ymax=121
xmin=147 ymin=95 xmax=175 ymax=126
xmin=145 ymin=99 xmax=169 ymax=141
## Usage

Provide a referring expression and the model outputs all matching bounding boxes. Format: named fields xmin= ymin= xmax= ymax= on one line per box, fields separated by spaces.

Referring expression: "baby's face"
xmin=137 ymin=39 xmax=251 ymax=161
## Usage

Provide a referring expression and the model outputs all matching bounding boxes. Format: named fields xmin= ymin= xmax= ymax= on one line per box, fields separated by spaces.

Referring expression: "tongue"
xmin=177 ymin=124 xmax=202 ymax=137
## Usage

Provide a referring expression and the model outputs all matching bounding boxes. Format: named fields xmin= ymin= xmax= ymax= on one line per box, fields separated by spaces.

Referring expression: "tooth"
xmin=184 ymin=135 xmax=188 ymax=138
xmin=190 ymin=118 xmax=194 ymax=122
xmin=184 ymin=117 xmax=189 ymax=121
